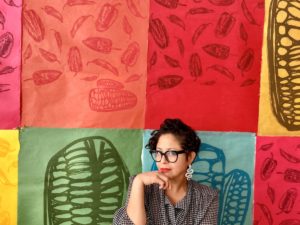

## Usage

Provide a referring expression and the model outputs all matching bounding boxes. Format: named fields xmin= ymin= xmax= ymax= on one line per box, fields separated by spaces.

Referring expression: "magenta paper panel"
xmin=0 ymin=1 xmax=21 ymax=128
xmin=145 ymin=0 xmax=264 ymax=132
xmin=255 ymin=137 xmax=300 ymax=225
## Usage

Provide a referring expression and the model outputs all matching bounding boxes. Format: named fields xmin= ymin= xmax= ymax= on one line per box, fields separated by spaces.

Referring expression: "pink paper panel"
xmin=0 ymin=1 xmax=21 ymax=128
xmin=254 ymin=136 xmax=300 ymax=225
xmin=145 ymin=0 xmax=264 ymax=132
xmin=21 ymin=0 xmax=149 ymax=129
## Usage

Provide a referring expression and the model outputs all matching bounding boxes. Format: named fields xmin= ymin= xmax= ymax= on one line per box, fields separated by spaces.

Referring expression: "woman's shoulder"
xmin=190 ymin=179 xmax=219 ymax=198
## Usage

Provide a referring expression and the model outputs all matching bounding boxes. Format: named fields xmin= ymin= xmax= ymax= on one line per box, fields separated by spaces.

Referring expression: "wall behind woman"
xmin=0 ymin=0 xmax=299 ymax=225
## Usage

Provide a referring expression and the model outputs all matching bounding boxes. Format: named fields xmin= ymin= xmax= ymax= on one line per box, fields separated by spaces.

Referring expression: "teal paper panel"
xmin=19 ymin=128 xmax=143 ymax=225
xmin=142 ymin=130 xmax=255 ymax=225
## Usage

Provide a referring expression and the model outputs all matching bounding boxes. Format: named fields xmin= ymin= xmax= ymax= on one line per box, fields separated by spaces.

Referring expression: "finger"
xmin=156 ymin=174 xmax=167 ymax=189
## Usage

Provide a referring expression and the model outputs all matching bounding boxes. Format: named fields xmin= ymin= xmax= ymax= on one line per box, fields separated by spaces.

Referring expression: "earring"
xmin=185 ymin=164 xmax=193 ymax=180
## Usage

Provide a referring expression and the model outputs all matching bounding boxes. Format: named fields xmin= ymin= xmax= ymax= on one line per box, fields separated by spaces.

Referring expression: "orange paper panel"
xmin=22 ymin=0 xmax=149 ymax=129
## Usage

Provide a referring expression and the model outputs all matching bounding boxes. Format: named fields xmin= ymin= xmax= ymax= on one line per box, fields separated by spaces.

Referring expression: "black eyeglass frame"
xmin=149 ymin=149 xmax=187 ymax=163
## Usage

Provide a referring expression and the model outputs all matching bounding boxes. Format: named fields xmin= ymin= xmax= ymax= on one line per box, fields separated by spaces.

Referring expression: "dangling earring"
xmin=185 ymin=164 xmax=193 ymax=180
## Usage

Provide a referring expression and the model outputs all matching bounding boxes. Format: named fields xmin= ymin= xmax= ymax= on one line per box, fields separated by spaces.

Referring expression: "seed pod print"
xmin=42 ymin=5 xmax=63 ymax=23
xmin=39 ymin=48 xmax=60 ymax=63
xmin=0 ymin=32 xmax=13 ymax=58
xmin=237 ymin=48 xmax=254 ymax=72
xmin=123 ymin=16 xmax=133 ymax=38
xmin=97 ymin=79 xmax=124 ymax=90
xmin=256 ymin=203 xmax=273 ymax=225
xmin=96 ymin=3 xmax=120 ymax=32
xmin=280 ymin=148 xmax=300 ymax=164
xmin=282 ymin=168 xmax=300 ymax=183
xmin=23 ymin=9 xmax=45 ymax=42
xmin=23 ymin=44 xmax=32 ymax=63
xmin=260 ymin=153 xmax=277 ymax=181
xmin=279 ymin=220 xmax=300 ymax=225
xmin=0 ymin=66 xmax=16 ymax=75
xmin=151 ymin=75 xmax=183 ymax=90
xmin=68 ymin=47 xmax=82 ymax=76
xmin=24 ymin=70 xmax=62 ymax=85
xmin=215 ymin=12 xmax=236 ymax=38
xmin=154 ymin=0 xmax=185 ymax=9
xmin=0 ymin=10 xmax=5 ymax=29
xmin=164 ymin=55 xmax=180 ymax=68
xmin=189 ymin=53 xmax=202 ymax=80
xmin=121 ymin=42 xmax=140 ymax=71
xmin=70 ymin=15 xmax=92 ymax=38
xmin=202 ymin=44 xmax=230 ymax=59
xmin=168 ymin=14 xmax=185 ymax=30
xmin=278 ymin=188 xmax=298 ymax=214
xmin=87 ymin=58 xmax=119 ymax=76
xmin=63 ymin=0 xmax=95 ymax=8
xmin=149 ymin=17 xmax=169 ymax=49
xmin=208 ymin=0 xmax=235 ymax=6
xmin=83 ymin=37 xmax=117 ymax=54
xmin=207 ymin=64 xmax=234 ymax=81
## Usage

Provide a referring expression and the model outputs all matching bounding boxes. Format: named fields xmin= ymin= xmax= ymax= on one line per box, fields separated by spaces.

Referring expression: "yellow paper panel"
xmin=258 ymin=0 xmax=300 ymax=135
xmin=0 ymin=130 xmax=19 ymax=225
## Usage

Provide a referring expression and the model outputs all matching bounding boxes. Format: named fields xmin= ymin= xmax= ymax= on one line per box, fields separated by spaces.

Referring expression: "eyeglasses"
xmin=150 ymin=150 xmax=187 ymax=163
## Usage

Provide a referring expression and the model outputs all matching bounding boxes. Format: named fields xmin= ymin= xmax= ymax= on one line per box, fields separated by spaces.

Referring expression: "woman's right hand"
xmin=135 ymin=171 xmax=171 ymax=190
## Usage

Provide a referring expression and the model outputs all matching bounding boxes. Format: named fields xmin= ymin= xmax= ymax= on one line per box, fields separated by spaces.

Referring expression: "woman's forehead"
xmin=157 ymin=133 xmax=181 ymax=148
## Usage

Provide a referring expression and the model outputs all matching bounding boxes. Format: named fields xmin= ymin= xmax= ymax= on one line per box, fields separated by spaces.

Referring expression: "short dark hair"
xmin=145 ymin=118 xmax=201 ymax=154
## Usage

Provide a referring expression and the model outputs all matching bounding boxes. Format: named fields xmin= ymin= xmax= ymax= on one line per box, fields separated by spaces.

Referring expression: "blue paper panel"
xmin=142 ymin=130 xmax=255 ymax=225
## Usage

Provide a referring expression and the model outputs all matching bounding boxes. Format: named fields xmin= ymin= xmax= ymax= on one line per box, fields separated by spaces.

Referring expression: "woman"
xmin=113 ymin=118 xmax=219 ymax=225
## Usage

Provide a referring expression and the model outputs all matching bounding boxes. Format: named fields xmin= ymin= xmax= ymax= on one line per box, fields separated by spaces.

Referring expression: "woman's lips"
xmin=159 ymin=168 xmax=171 ymax=173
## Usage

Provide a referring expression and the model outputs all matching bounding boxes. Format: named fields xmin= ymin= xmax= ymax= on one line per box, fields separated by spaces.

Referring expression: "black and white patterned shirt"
xmin=113 ymin=176 xmax=219 ymax=225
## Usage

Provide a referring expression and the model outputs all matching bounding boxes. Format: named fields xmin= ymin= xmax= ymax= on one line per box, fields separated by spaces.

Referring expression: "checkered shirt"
xmin=113 ymin=176 xmax=219 ymax=225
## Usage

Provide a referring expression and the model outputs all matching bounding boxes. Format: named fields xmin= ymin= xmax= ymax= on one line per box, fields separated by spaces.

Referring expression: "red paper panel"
xmin=145 ymin=0 xmax=264 ymax=132
xmin=0 ymin=2 xmax=21 ymax=128
xmin=254 ymin=137 xmax=300 ymax=225
xmin=21 ymin=0 xmax=149 ymax=129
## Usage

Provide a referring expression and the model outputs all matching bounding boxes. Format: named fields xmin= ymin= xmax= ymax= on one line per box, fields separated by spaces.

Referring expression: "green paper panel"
xmin=142 ymin=131 xmax=256 ymax=225
xmin=18 ymin=128 xmax=142 ymax=225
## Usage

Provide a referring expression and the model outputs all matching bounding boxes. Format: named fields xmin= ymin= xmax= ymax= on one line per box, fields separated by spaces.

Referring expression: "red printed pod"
xmin=68 ymin=47 xmax=82 ymax=75
xmin=215 ymin=12 xmax=236 ymax=38
xmin=26 ymin=70 xmax=62 ymax=85
xmin=283 ymin=168 xmax=300 ymax=183
xmin=83 ymin=37 xmax=113 ymax=53
xmin=121 ymin=42 xmax=140 ymax=71
xmin=260 ymin=153 xmax=277 ymax=181
xmin=189 ymin=53 xmax=202 ymax=80
xmin=237 ymin=48 xmax=254 ymax=72
xmin=96 ymin=3 xmax=119 ymax=32
xmin=149 ymin=17 xmax=169 ymax=49
xmin=0 ymin=32 xmax=13 ymax=58
xmin=278 ymin=188 xmax=298 ymax=213
xmin=23 ymin=9 xmax=45 ymax=42
xmin=156 ymin=75 xmax=183 ymax=89
xmin=202 ymin=44 xmax=230 ymax=59
xmin=97 ymin=79 xmax=124 ymax=90
xmin=208 ymin=0 xmax=235 ymax=6
xmin=154 ymin=0 xmax=182 ymax=9
xmin=89 ymin=88 xmax=137 ymax=112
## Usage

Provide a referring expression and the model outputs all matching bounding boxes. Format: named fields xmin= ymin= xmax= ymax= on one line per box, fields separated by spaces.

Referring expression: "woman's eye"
xmin=167 ymin=151 xmax=177 ymax=156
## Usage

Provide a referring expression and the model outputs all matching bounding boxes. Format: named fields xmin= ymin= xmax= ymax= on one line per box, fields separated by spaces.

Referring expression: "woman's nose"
xmin=160 ymin=154 xmax=168 ymax=164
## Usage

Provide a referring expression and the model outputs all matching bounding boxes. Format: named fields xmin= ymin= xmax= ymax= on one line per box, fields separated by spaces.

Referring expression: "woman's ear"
xmin=188 ymin=151 xmax=196 ymax=164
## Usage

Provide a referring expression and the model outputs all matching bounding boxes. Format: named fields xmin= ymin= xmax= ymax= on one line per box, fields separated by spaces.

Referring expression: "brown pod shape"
xmin=68 ymin=46 xmax=82 ymax=75
xmin=215 ymin=12 xmax=236 ymax=38
xmin=23 ymin=9 xmax=45 ymax=42
xmin=154 ymin=0 xmax=181 ymax=9
xmin=149 ymin=17 xmax=169 ymax=49
xmin=189 ymin=53 xmax=202 ymax=80
xmin=83 ymin=37 xmax=113 ymax=53
xmin=278 ymin=188 xmax=297 ymax=213
xmin=96 ymin=3 xmax=119 ymax=32
xmin=97 ymin=79 xmax=124 ymax=90
xmin=30 ymin=70 xmax=62 ymax=85
xmin=260 ymin=153 xmax=277 ymax=181
xmin=121 ymin=42 xmax=140 ymax=70
xmin=237 ymin=48 xmax=254 ymax=72
xmin=202 ymin=44 xmax=230 ymax=59
xmin=0 ymin=32 xmax=13 ymax=58
xmin=208 ymin=0 xmax=235 ymax=6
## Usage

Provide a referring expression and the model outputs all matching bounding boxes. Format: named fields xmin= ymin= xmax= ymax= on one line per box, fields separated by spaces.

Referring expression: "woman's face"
xmin=155 ymin=133 xmax=195 ymax=180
